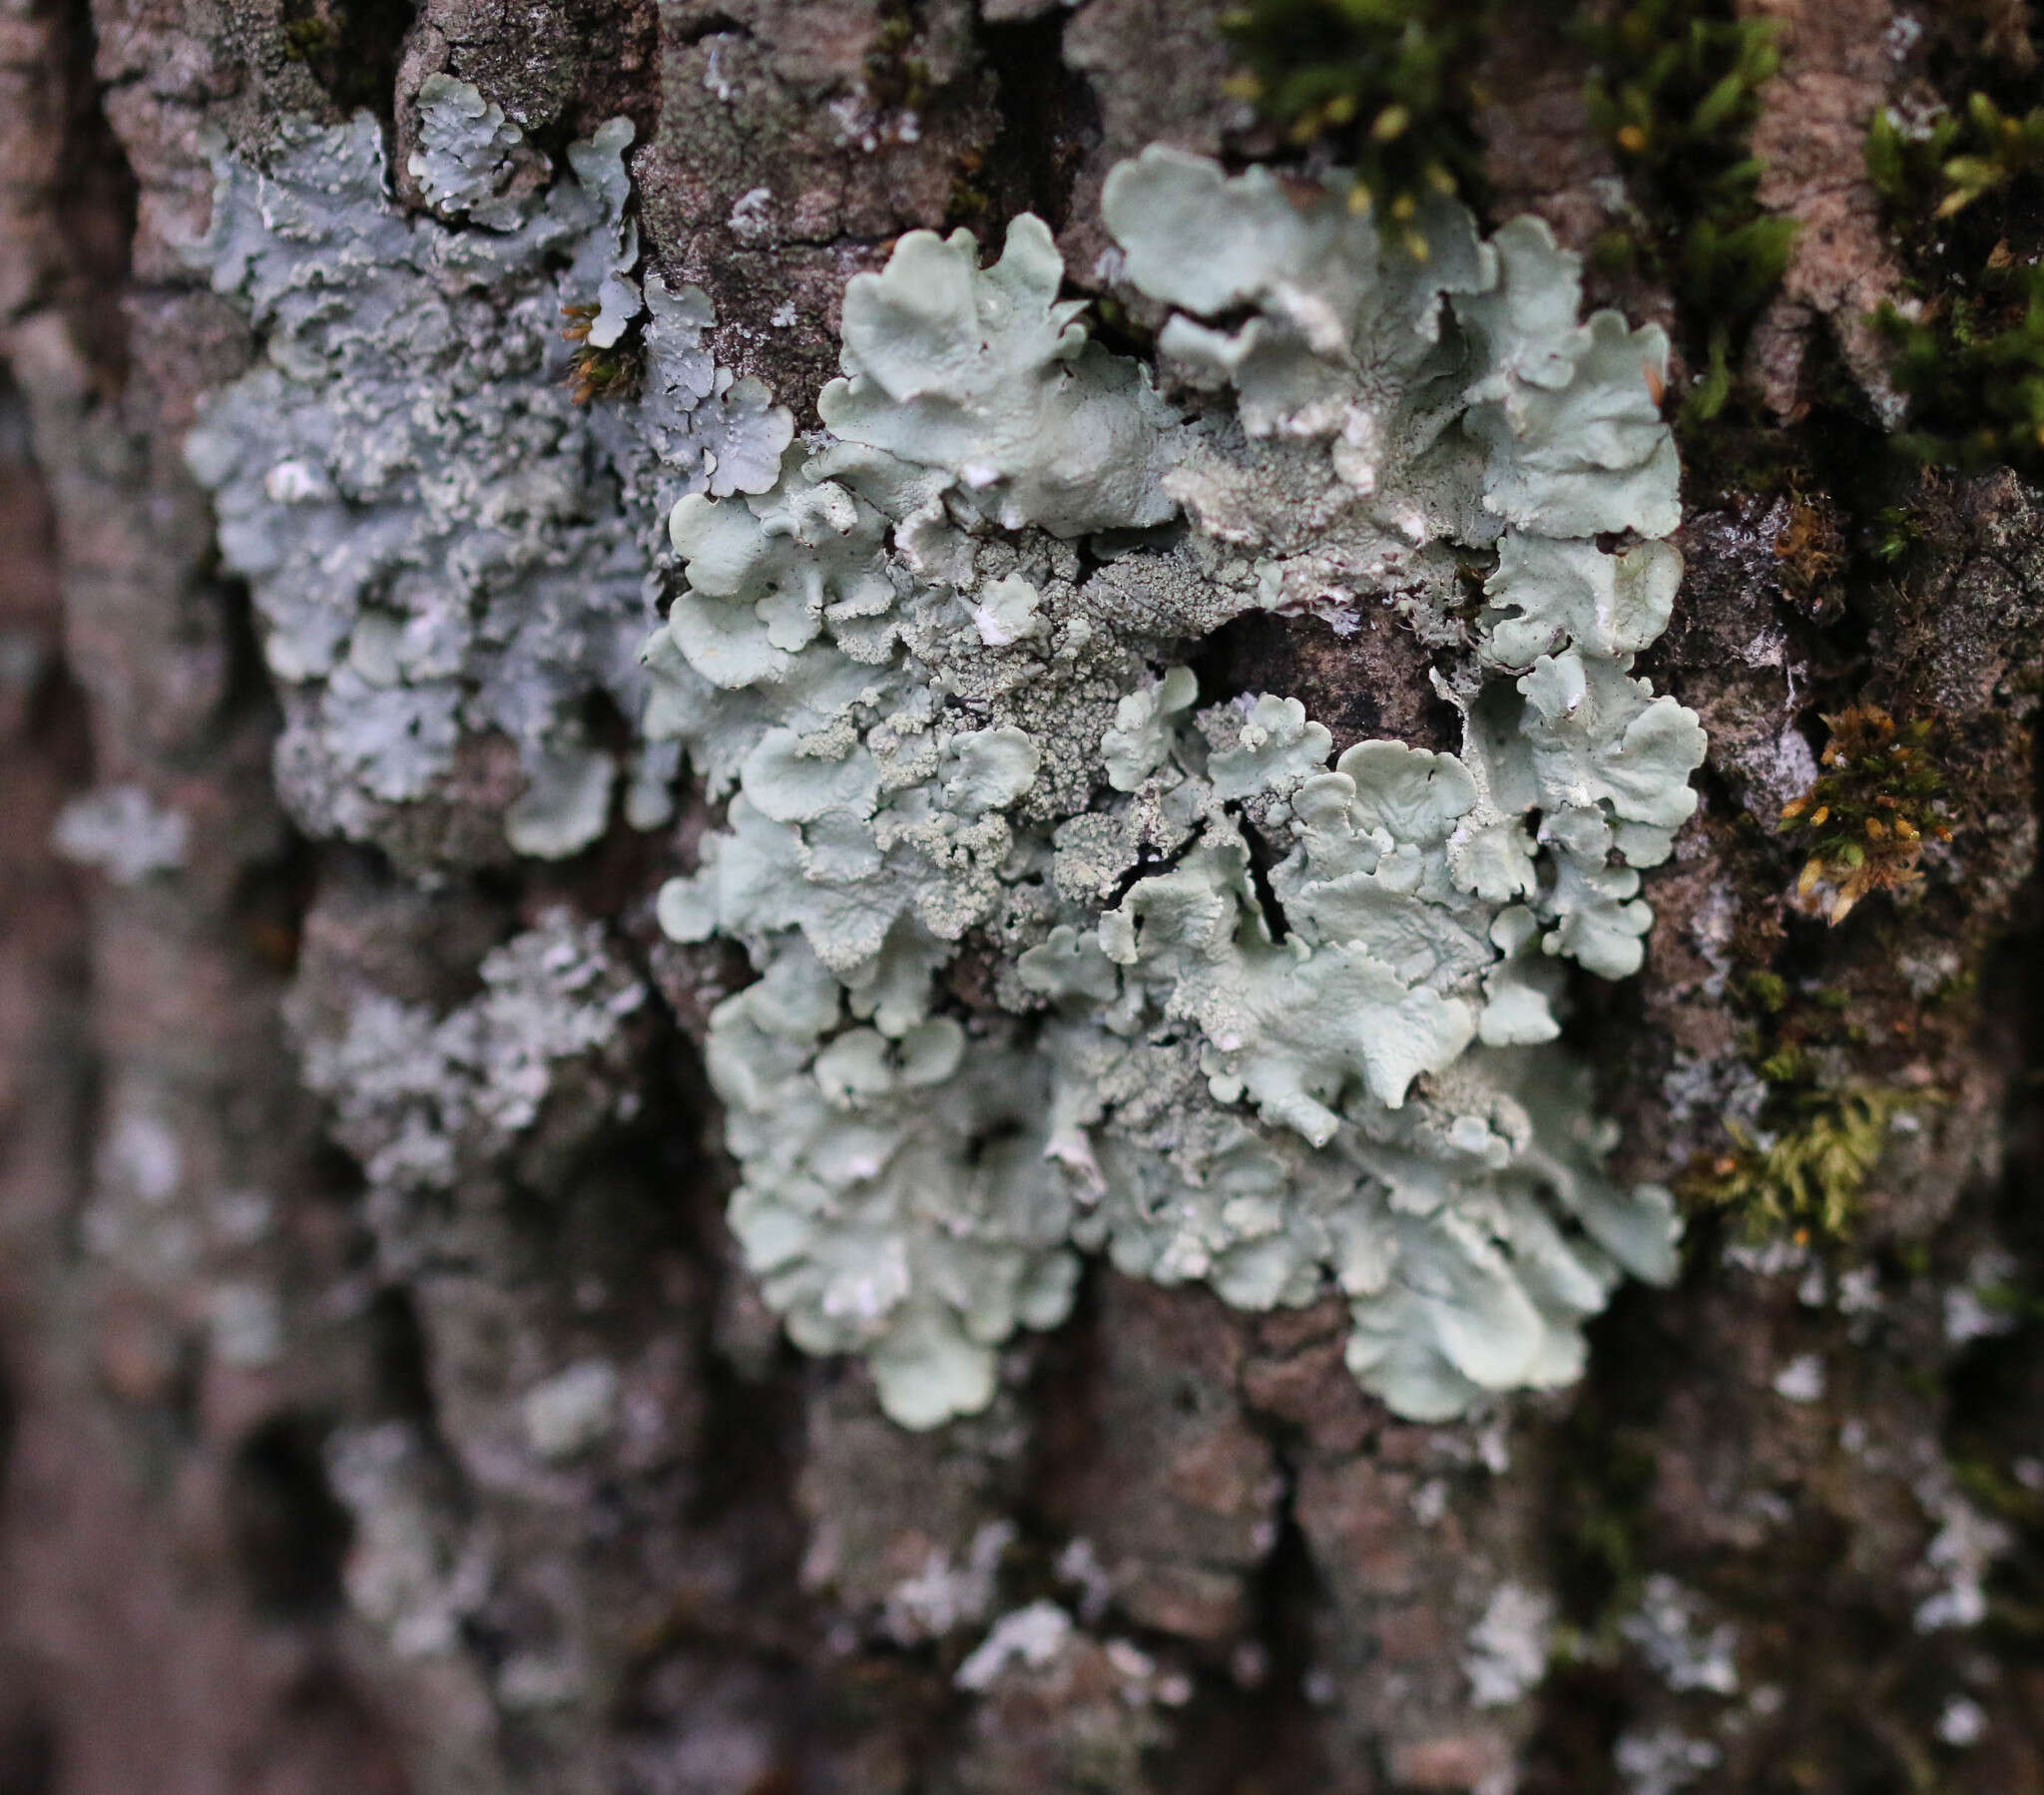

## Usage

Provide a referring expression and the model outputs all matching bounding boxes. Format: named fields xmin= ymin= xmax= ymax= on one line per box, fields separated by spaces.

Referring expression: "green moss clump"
xmin=1218 ymin=0 xmax=1493 ymax=244
xmin=1868 ymin=93 xmax=2044 ymax=220
xmin=1869 ymin=500 xmax=1920 ymax=564
xmin=1578 ymin=1 xmax=1795 ymax=427
xmin=865 ymin=4 xmax=931 ymax=113
xmin=1778 ymin=703 xmax=1950 ymax=925
xmin=1862 ymin=104 xmax=1951 ymax=210
xmin=1742 ymin=968 xmax=1788 ymax=1014
xmin=1865 ymin=86 xmax=2044 ymax=472
xmin=1951 ymin=1453 xmax=2044 ymax=1532
xmin=945 ymin=149 xmax=992 ymax=225
xmin=560 ymin=304 xmax=644 ymax=406
xmin=1938 ymin=97 xmax=2044 ymax=215
xmin=275 ymin=0 xmax=410 ymax=116
xmin=281 ymin=16 xmax=338 ymax=62
xmin=1875 ymin=250 xmax=2044 ymax=472
xmin=1691 ymin=911 xmax=1955 ymax=1242
xmin=1547 ymin=1425 xmax=1659 ymax=1663
xmin=1689 ymin=1086 xmax=1927 ymax=1240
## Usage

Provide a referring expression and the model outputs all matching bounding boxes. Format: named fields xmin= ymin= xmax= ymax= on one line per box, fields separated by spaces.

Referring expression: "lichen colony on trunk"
xmin=188 ymin=92 xmax=1704 ymax=1430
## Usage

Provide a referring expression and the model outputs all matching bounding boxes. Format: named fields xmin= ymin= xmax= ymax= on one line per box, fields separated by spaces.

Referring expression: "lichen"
xmin=185 ymin=88 xmax=792 ymax=863
xmin=291 ymin=909 xmax=647 ymax=1259
xmin=325 ymin=1420 xmax=488 ymax=1659
xmin=52 ymin=784 xmax=191 ymax=884
xmin=1465 ymin=1581 xmax=1555 ymax=1707
xmin=643 ymin=152 xmax=1704 ymax=1427
xmin=186 ymin=87 xmax=1704 ymax=1433
xmin=521 ymin=1359 xmax=623 ymax=1462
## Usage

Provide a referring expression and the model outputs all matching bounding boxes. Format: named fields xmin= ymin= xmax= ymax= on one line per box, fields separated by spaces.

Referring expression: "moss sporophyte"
xmin=192 ymin=102 xmax=1708 ymax=1429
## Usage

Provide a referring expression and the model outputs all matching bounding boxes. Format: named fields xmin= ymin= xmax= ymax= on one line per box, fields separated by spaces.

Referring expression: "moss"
xmin=1218 ymin=0 xmax=1494 ymax=247
xmin=1690 ymin=920 xmax=1955 ymax=1242
xmin=281 ymin=16 xmax=338 ymax=62
xmin=1777 ymin=704 xmax=1952 ymax=926
xmin=1543 ymin=1300 xmax=1670 ymax=1666
xmin=1864 ymin=105 xmax=1953 ymax=211
xmin=560 ymin=303 xmax=644 ymax=405
xmin=1951 ymin=1454 xmax=2044 ymax=1529
xmin=1875 ymin=254 xmax=2044 ymax=473
xmin=276 ymin=0 xmax=411 ymax=116
xmin=945 ymin=148 xmax=992 ymax=226
xmin=1870 ymin=500 xmax=1921 ymax=564
xmin=865 ymin=2 xmax=932 ymax=114
xmin=1567 ymin=1447 xmax=1656 ymax=1623
xmin=1972 ymin=1279 xmax=2044 ymax=1325
xmin=1576 ymin=1 xmax=1794 ymax=429
xmin=1869 ymin=92 xmax=2044 ymax=221
xmin=1687 ymin=1085 xmax=1930 ymax=1241
xmin=1772 ymin=491 xmax=1846 ymax=614
xmin=1742 ymin=968 xmax=1788 ymax=1014
xmin=1865 ymin=78 xmax=2044 ymax=472
xmin=1931 ymin=966 xmax=1981 ymax=1011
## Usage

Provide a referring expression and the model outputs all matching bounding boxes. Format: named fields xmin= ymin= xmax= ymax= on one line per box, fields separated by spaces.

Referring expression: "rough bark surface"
xmin=2 ymin=1 xmax=2042 ymax=1792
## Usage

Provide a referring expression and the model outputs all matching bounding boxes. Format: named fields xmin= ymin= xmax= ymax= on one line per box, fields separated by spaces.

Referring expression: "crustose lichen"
xmin=184 ymin=82 xmax=792 ymax=866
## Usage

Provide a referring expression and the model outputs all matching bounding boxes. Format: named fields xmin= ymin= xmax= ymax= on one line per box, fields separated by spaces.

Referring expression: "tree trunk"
xmin=3 ymin=2 xmax=2042 ymax=1791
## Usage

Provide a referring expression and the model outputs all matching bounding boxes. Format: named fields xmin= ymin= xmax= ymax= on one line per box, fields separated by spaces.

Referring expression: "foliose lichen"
xmin=188 ymin=86 xmax=1704 ymax=1432
xmin=185 ymin=82 xmax=792 ymax=862
xmin=642 ymin=146 xmax=1706 ymax=1427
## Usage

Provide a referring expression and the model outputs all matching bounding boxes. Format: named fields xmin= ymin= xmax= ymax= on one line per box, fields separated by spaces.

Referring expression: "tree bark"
xmin=2 ymin=2 xmax=2042 ymax=1792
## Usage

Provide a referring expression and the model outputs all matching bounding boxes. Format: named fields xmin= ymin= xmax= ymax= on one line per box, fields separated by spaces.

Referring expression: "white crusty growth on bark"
xmin=291 ymin=910 xmax=647 ymax=1248
xmin=185 ymin=88 xmax=792 ymax=858
xmin=644 ymin=151 xmax=1706 ymax=1427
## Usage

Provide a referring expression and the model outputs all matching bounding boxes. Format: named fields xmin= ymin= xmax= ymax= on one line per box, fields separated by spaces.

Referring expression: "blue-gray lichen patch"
xmin=185 ymin=87 xmax=792 ymax=862
xmin=643 ymin=152 xmax=1706 ymax=1428
xmin=184 ymin=93 xmax=1702 ymax=1432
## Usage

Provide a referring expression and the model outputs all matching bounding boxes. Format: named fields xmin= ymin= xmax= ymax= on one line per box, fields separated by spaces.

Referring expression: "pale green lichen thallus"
xmin=643 ymin=148 xmax=1705 ymax=1427
xmin=188 ymin=103 xmax=1706 ymax=1430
